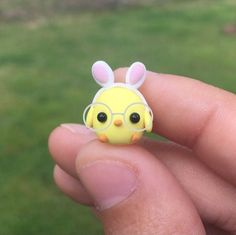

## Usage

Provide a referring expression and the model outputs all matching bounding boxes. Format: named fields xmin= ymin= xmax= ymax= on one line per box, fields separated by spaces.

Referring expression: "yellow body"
xmin=86 ymin=86 xmax=152 ymax=144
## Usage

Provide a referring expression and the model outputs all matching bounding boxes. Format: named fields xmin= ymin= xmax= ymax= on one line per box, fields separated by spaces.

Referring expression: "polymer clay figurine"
xmin=83 ymin=61 xmax=153 ymax=144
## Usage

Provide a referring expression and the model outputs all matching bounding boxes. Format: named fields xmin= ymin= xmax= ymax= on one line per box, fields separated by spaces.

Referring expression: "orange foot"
xmin=99 ymin=134 xmax=109 ymax=143
xmin=131 ymin=133 xmax=140 ymax=144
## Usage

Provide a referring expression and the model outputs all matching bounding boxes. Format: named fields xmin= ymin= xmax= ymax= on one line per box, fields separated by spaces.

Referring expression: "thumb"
xmin=76 ymin=141 xmax=205 ymax=235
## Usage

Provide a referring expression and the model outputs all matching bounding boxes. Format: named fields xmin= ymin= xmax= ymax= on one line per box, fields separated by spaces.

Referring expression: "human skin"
xmin=48 ymin=69 xmax=236 ymax=235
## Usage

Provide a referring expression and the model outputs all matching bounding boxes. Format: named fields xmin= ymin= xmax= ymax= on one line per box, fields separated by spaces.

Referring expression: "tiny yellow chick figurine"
xmin=83 ymin=61 xmax=153 ymax=144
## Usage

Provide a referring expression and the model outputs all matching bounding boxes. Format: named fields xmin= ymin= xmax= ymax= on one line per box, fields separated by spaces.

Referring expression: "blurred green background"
xmin=0 ymin=0 xmax=236 ymax=234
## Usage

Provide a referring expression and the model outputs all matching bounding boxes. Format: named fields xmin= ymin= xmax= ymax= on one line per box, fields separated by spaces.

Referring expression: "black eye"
xmin=97 ymin=112 xmax=107 ymax=123
xmin=130 ymin=112 xmax=140 ymax=124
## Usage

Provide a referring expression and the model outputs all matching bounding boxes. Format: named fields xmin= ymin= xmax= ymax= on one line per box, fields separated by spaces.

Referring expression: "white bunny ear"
xmin=125 ymin=62 xmax=146 ymax=89
xmin=91 ymin=61 xmax=114 ymax=87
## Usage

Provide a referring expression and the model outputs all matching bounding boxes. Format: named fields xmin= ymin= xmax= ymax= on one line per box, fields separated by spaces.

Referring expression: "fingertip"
xmin=48 ymin=124 xmax=95 ymax=159
xmin=53 ymin=165 xmax=93 ymax=205
xmin=113 ymin=67 xmax=127 ymax=82
xmin=48 ymin=124 xmax=96 ymax=178
xmin=48 ymin=126 xmax=62 ymax=158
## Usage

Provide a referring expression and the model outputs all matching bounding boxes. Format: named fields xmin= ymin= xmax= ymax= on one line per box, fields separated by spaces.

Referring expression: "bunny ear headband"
xmin=91 ymin=61 xmax=147 ymax=103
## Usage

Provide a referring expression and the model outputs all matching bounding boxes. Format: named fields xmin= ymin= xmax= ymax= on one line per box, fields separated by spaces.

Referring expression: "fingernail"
xmin=78 ymin=161 xmax=138 ymax=210
xmin=60 ymin=124 xmax=92 ymax=135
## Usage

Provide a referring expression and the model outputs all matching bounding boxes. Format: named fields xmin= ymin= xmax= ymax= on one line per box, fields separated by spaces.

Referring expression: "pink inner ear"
xmin=129 ymin=64 xmax=145 ymax=85
xmin=92 ymin=65 xmax=109 ymax=84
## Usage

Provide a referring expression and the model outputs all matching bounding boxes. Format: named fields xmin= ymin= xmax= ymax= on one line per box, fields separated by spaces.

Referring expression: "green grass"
xmin=1 ymin=1 xmax=236 ymax=234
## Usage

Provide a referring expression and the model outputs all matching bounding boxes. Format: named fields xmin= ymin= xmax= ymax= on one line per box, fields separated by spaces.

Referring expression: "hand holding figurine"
xmin=49 ymin=64 xmax=236 ymax=235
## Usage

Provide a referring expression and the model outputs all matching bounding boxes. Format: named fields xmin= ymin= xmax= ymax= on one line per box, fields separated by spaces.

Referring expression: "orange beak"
xmin=114 ymin=119 xmax=123 ymax=127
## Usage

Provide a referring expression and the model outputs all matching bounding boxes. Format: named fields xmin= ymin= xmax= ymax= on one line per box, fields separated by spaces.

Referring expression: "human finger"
xmin=204 ymin=224 xmax=229 ymax=235
xmin=76 ymin=141 xmax=205 ymax=235
xmin=142 ymin=139 xmax=236 ymax=234
xmin=53 ymin=164 xmax=92 ymax=205
xmin=54 ymin=159 xmax=228 ymax=234
xmin=49 ymin=124 xmax=236 ymax=233
xmin=115 ymin=69 xmax=236 ymax=184
xmin=48 ymin=124 xmax=96 ymax=178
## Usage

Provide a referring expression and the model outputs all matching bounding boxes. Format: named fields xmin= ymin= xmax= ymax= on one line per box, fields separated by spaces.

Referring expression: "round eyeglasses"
xmin=83 ymin=102 xmax=153 ymax=132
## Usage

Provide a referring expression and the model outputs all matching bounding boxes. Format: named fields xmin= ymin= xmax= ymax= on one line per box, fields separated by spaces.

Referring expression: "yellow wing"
xmin=144 ymin=109 xmax=153 ymax=132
